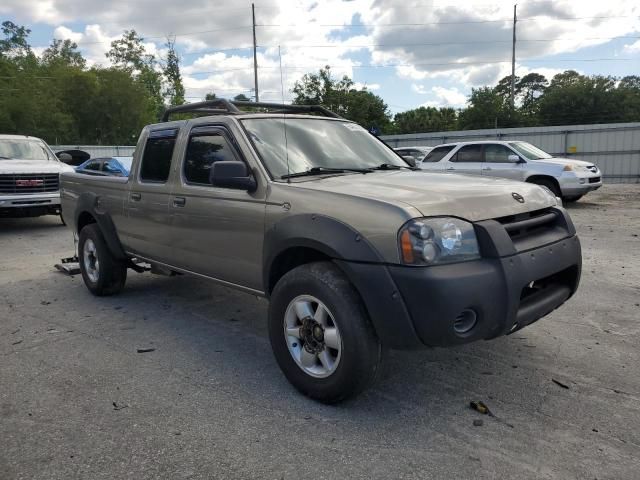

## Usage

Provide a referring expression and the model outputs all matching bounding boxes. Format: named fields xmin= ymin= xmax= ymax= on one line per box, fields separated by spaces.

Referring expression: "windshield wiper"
xmin=281 ymin=166 xmax=373 ymax=180
xmin=372 ymin=163 xmax=419 ymax=171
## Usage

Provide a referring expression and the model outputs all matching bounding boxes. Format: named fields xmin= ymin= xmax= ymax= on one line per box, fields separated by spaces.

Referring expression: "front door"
xmin=443 ymin=144 xmax=483 ymax=175
xmin=169 ymin=125 xmax=265 ymax=291
xmin=482 ymin=143 xmax=526 ymax=181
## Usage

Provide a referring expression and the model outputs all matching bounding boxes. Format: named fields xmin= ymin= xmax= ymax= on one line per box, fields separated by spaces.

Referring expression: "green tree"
xmin=393 ymin=106 xmax=458 ymax=134
xmin=537 ymin=71 xmax=627 ymax=125
xmin=458 ymin=87 xmax=516 ymax=129
xmin=107 ymin=30 xmax=164 ymax=118
xmin=41 ymin=39 xmax=86 ymax=68
xmin=162 ymin=37 xmax=185 ymax=107
xmin=0 ymin=21 xmax=32 ymax=57
xmin=205 ymin=92 xmax=217 ymax=100
xmin=292 ymin=66 xmax=391 ymax=133
xmin=234 ymin=93 xmax=251 ymax=102
xmin=517 ymin=73 xmax=548 ymax=121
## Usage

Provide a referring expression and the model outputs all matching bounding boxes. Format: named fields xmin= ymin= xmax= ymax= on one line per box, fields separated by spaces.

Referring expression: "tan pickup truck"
xmin=61 ymin=100 xmax=582 ymax=403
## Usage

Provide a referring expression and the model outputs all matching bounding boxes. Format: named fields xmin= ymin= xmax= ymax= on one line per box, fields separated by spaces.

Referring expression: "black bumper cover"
xmin=338 ymin=208 xmax=582 ymax=349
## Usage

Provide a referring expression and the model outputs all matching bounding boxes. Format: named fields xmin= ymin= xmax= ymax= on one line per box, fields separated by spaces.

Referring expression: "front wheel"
xmin=268 ymin=261 xmax=382 ymax=403
xmin=78 ymin=224 xmax=127 ymax=296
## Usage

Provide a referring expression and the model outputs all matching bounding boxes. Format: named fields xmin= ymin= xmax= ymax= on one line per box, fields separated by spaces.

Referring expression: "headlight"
xmin=399 ymin=217 xmax=480 ymax=265
xmin=563 ymin=164 xmax=588 ymax=172
xmin=538 ymin=185 xmax=562 ymax=207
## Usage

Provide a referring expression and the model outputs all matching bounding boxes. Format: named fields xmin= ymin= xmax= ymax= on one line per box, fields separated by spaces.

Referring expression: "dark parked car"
xmin=76 ymin=157 xmax=133 ymax=177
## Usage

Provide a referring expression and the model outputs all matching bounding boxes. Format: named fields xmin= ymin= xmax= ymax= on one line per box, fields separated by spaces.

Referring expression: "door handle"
xmin=482 ymin=167 xmax=492 ymax=171
xmin=173 ymin=196 xmax=186 ymax=207
xmin=130 ymin=192 xmax=141 ymax=201
xmin=445 ymin=167 xmax=456 ymax=171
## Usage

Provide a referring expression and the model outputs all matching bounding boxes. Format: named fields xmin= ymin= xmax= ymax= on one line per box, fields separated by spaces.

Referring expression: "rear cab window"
xmin=423 ymin=145 xmax=455 ymax=163
xmin=139 ymin=129 xmax=178 ymax=183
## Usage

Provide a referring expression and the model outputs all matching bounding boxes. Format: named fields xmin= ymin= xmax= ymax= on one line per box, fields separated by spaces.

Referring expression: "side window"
xmin=140 ymin=130 xmax=177 ymax=183
xmin=484 ymin=144 xmax=514 ymax=163
xmin=103 ymin=160 xmax=121 ymax=175
xmin=452 ymin=144 xmax=483 ymax=163
xmin=184 ymin=132 xmax=239 ymax=185
xmin=83 ymin=160 xmax=102 ymax=171
xmin=423 ymin=145 xmax=455 ymax=163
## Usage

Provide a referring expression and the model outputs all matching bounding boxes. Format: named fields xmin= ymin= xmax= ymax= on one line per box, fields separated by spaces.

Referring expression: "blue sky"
xmin=1 ymin=0 xmax=639 ymax=114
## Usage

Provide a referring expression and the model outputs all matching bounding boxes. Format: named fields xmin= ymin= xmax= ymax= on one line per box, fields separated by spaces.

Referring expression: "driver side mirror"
xmin=508 ymin=154 xmax=524 ymax=163
xmin=210 ymin=161 xmax=257 ymax=192
xmin=57 ymin=152 xmax=73 ymax=163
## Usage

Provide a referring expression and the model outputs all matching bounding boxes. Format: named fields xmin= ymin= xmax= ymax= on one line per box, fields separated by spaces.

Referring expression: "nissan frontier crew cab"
xmin=60 ymin=100 xmax=582 ymax=403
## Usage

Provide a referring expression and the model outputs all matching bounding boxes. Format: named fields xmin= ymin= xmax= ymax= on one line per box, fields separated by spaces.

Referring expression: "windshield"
xmin=114 ymin=157 xmax=133 ymax=173
xmin=241 ymin=117 xmax=406 ymax=179
xmin=0 ymin=139 xmax=54 ymax=161
xmin=508 ymin=141 xmax=552 ymax=160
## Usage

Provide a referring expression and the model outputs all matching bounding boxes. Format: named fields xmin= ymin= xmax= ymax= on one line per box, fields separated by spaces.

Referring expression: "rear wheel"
xmin=78 ymin=224 xmax=127 ymax=296
xmin=528 ymin=177 xmax=561 ymax=198
xmin=268 ymin=261 xmax=382 ymax=403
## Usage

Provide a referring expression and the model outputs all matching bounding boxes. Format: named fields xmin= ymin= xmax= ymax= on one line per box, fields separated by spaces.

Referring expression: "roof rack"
xmin=161 ymin=99 xmax=342 ymax=122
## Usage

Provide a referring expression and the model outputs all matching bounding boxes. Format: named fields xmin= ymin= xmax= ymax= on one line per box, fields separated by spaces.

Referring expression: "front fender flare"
xmin=264 ymin=214 xmax=422 ymax=349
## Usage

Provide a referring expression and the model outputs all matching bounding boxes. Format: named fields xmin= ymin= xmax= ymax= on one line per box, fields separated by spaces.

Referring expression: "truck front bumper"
xmin=0 ymin=192 xmax=61 ymax=217
xmin=387 ymin=235 xmax=581 ymax=347
xmin=337 ymin=207 xmax=581 ymax=349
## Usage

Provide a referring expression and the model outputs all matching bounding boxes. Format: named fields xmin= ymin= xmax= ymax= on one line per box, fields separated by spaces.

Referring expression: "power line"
xmin=260 ymin=36 xmax=640 ymax=50
xmin=256 ymin=15 xmax=638 ymax=28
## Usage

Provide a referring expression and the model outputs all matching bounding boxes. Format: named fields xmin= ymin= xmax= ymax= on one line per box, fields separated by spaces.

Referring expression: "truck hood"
xmin=292 ymin=171 xmax=556 ymax=221
xmin=0 ymin=159 xmax=74 ymax=174
xmin=532 ymin=157 xmax=595 ymax=168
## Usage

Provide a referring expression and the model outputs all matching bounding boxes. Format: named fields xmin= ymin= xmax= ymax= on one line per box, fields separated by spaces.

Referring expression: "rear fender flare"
xmin=75 ymin=193 xmax=127 ymax=261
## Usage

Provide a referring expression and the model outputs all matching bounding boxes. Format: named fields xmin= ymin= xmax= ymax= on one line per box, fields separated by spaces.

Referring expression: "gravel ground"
xmin=1 ymin=184 xmax=639 ymax=480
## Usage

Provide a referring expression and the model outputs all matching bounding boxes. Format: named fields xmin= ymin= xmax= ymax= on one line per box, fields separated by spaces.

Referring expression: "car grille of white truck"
xmin=0 ymin=174 xmax=60 ymax=194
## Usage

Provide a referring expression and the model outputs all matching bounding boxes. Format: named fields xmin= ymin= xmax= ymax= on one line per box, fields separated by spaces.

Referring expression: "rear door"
xmin=482 ymin=143 xmax=526 ymax=181
xmin=122 ymin=128 xmax=178 ymax=262
xmin=168 ymin=124 xmax=266 ymax=291
xmin=443 ymin=144 xmax=483 ymax=175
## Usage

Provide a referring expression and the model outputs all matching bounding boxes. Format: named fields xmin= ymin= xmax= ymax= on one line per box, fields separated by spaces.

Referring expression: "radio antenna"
xmin=278 ymin=45 xmax=291 ymax=183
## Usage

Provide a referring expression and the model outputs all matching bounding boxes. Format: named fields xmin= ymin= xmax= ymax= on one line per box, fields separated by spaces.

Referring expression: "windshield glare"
xmin=508 ymin=141 xmax=552 ymax=160
xmin=241 ymin=118 xmax=406 ymax=179
xmin=0 ymin=139 xmax=53 ymax=161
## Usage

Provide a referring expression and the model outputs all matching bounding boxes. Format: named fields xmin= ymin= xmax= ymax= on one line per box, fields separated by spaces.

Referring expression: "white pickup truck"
xmin=0 ymin=134 xmax=74 ymax=220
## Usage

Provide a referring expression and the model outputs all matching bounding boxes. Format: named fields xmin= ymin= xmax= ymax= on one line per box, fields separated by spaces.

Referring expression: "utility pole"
xmin=510 ymin=4 xmax=517 ymax=111
xmin=252 ymin=3 xmax=259 ymax=102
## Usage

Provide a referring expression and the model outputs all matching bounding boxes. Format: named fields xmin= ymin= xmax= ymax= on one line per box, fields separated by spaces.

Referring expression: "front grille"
xmin=0 ymin=173 xmax=60 ymax=194
xmin=589 ymin=176 xmax=600 ymax=183
xmin=496 ymin=208 xmax=558 ymax=242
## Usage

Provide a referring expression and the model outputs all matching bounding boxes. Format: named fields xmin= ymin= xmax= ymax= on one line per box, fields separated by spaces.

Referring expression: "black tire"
xmin=528 ymin=177 xmax=561 ymax=198
xmin=268 ymin=261 xmax=382 ymax=404
xmin=563 ymin=195 xmax=583 ymax=203
xmin=78 ymin=223 xmax=127 ymax=296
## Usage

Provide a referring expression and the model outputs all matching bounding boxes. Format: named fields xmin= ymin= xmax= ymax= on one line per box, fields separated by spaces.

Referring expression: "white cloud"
xmin=420 ymin=86 xmax=467 ymax=108
xmin=623 ymin=40 xmax=640 ymax=54
xmin=2 ymin=0 xmax=639 ymax=107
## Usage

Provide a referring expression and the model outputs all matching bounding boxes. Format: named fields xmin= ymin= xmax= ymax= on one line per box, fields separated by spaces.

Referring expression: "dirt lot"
xmin=1 ymin=184 xmax=639 ymax=480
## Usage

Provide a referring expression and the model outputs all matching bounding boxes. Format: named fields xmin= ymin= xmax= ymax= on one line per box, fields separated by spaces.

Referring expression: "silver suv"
xmin=420 ymin=141 xmax=602 ymax=202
